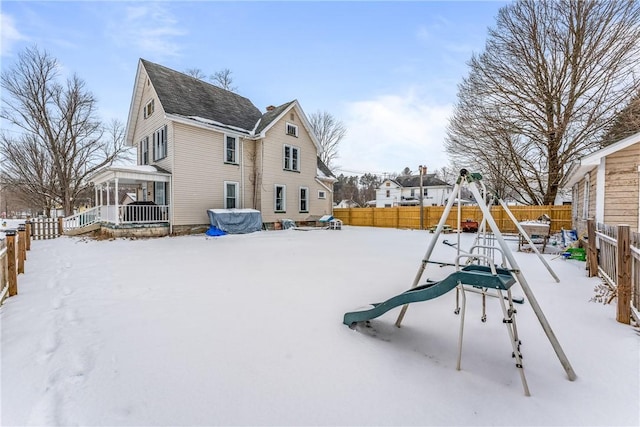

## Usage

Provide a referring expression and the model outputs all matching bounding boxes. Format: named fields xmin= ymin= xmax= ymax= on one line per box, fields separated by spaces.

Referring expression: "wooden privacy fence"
xmin=588 ymin=220 xmax=639 ymax=325
xmin=0 ymin=224 xmax=31 ymax=305
xmin=332 ymin=205 xmax=572 ymax=234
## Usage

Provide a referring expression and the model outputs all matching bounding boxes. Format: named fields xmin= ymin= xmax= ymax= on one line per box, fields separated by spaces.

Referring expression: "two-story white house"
xmin=70 ymin=59 xmax=335 ymax=236
xmin=375 ymin=174 xmax=453 ymax=208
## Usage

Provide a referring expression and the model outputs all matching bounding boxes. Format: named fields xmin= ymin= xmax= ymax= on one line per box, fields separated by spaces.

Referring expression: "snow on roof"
xmin=185 ymin=115 xmax=252 ymax=135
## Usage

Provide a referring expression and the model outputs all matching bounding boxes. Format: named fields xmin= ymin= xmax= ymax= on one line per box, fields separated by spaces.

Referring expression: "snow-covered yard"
xmin=1 ymin=226 xmax=638 ymax=426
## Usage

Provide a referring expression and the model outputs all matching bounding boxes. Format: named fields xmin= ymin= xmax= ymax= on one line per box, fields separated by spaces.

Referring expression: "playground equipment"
xmin=343 ymin=169 xmax=576 ymax=396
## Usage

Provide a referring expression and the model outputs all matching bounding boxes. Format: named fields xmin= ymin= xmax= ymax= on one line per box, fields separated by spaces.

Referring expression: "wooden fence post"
xmin=18 ymin=225 xmax=26 ymax=273
xmin=616 ymin=225 xmax=631 ymax=324
xmin=587 ymin=219 xmax=598 ymax=277
xmin=25 ymin=220 xmax=32 ymax=251
xmin=57 ymin=216 xmax=64 ymax=237
xmin=6 ymin=230 xmax=17 ymax=297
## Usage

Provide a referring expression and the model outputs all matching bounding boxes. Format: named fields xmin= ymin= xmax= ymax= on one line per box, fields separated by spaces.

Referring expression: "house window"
xmin=144 ymin=99 xmax=154 ymax=119
xmin=155 ymin=182 xmax=166 ymax=206
xmin=572 ymin=185 xmax=579 ymax=219
xmin=410 ymin=189 xmax=415 ymax=197
xmin=386 ymin=190 xmax=390 ymax=197
xmin=283 ymin=145 xmax=300 ymax=172
xmin=299 ymin=187 xmax=308 ymax=212
xmin=225 ymin=135 xmax=238 ymax=164
xmin=224 ymin=181 xmax=239 ymax=209
xmin=153 ymin=125 xmax=167 ymax=161
xmin=286 ymin=122 xmax=298 ymax=137
xmin=423 ymin=188 xmax=428 ymax=197
xmin=140 ymin=137 xmax=149 ymax=165
xmin=318 ymin=190 xmax=326 ymax=199
xmin=275 ymin=185 xmax=286 ymax=212
xmin=582 ymin=173 xmax=590 ymax=219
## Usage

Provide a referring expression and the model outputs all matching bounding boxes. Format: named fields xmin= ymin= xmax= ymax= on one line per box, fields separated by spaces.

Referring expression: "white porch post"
xmin=99 ymin=185 xmax=104 ymax=206
xmin=94 ymin=185 xmax=99 ymax=207
xmin=115 ymin=178 xmax=120 ymax=225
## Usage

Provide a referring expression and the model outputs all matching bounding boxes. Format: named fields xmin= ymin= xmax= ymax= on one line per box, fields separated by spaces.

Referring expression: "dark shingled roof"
xmin=396 ymin=174 xmax=450 ymax=187
xmin=316 ymin=157 xmax=335 ymax=178
xmin=141 ymin=59 xmax=262 ymax=132
xmin=254 ymin=101 xmax=295 ymax=135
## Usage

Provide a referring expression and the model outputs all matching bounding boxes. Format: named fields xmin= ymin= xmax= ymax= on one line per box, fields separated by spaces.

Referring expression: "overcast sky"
xmin=1 ymin=1 xmax=508 ymax=176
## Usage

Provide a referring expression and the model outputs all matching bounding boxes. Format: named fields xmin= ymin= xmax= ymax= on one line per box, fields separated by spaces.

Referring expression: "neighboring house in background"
xmin=564 ymin=131 xmax=640 ymax=236
xmin=82 ymin=59 xmax=335 ymax=234
xmin=375 ymin=175 xmax=453 ymax=208
xmin=335 ymin=199 xmax=360 ymax=208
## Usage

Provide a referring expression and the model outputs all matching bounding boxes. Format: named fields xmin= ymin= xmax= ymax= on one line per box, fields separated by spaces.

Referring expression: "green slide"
xmin=343 ymin=265 xmax=516 ymax=327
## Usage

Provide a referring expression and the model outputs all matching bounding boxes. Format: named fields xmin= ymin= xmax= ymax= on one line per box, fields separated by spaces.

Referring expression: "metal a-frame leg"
xmin=394 ymin=180 xmax=463 ymax=328
xmin=456 ymin=282 xmax=467 ymax=371
xmin=496 ymin=197 xmax=560 ymax=283
xmin=464 ymin=174 xmax=577 ymax=382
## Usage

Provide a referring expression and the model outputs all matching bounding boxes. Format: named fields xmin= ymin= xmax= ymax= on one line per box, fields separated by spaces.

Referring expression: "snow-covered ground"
xmin=1 ymin=226 xmax=638 ymax=426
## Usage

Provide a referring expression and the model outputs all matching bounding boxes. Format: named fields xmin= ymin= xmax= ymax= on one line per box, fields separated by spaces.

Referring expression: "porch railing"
xmin=62 ymin=206 xmax=102 ymax=232
xmin=62 ymin=204 xmax=170 ymax=233
xmin=119 ymin=204 xmax=169 ymax=224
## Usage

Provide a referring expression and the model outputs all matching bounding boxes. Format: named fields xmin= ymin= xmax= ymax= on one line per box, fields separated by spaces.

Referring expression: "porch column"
xmin=99 ymin=185 xmax=104 ymax=206
xmin=94 ymin=185 xmax=99 ymax=207
xmin=115 ymin=178 xmax=120 ymax=225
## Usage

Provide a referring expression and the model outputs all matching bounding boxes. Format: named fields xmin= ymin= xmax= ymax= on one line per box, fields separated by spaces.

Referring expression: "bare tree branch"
xmin=446 ymin=0 xmax=640 ymax=205
xmin=184 ymin=68 xmax=207 ymax=80
xmin=210 ymin=68 xmax=238 ymax=92
xmin=0 ymin=45 xmax=130 ymax=215
xmin=309 ymin=110 xmax=347 ymax=172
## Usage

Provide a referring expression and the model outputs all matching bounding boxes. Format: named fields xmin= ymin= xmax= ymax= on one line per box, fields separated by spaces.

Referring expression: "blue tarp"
xmin=205 ymin=226 xmax=226 ymax=236
xmin=206 ymin=209 xmax=262 ymax=234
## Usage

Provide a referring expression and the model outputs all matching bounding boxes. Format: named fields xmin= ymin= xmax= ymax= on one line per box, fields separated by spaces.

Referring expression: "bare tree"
xmin=434 ymin=166 xmax=458 ymax=186
xmin=184 ymin=68 xmax=207 ymax=80
xmin=600 ymin=91 xmax=640 ymax=146
xmin=0 ymin=46 xmax=130 ymax=216
xmin=211 ymin=68 xmax=238 ymax=92
xmin=400 ymin=167 xmax=412 ymax=176
xmin=446 ymin=0 xmax=640 ymax=205
xmin=309 ymin=110 xmax=346 ymax=172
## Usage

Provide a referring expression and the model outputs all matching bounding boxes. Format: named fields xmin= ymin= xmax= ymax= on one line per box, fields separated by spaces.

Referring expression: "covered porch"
xmin=63 ymin=165 xmax=172 ymax=237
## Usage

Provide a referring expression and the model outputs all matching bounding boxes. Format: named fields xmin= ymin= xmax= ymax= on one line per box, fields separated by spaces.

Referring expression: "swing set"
xmin=343 ymin=169 xmax=576 ymax=396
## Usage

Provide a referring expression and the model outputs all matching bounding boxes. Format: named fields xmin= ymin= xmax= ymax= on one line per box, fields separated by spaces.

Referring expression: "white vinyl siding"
xmin=171 ymin=123 xmax=248 ymax=226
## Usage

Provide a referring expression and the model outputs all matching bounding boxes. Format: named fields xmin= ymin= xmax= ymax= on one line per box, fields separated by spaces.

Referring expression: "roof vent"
xmin=266 ymin=105 xmax=276 ymax=112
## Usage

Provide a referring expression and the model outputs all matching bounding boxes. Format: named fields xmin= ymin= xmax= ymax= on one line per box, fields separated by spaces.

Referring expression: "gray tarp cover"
xmin=207 ymin=209 xmax=262 ymax=234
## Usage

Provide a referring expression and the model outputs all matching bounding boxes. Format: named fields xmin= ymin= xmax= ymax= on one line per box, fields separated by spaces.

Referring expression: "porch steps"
xmin=64 ymin=222 xmax=101 ymax=236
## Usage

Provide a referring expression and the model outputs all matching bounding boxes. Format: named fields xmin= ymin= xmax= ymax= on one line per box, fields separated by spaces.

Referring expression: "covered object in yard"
xmin=206 ymin=209 xmax=262 ymax=234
